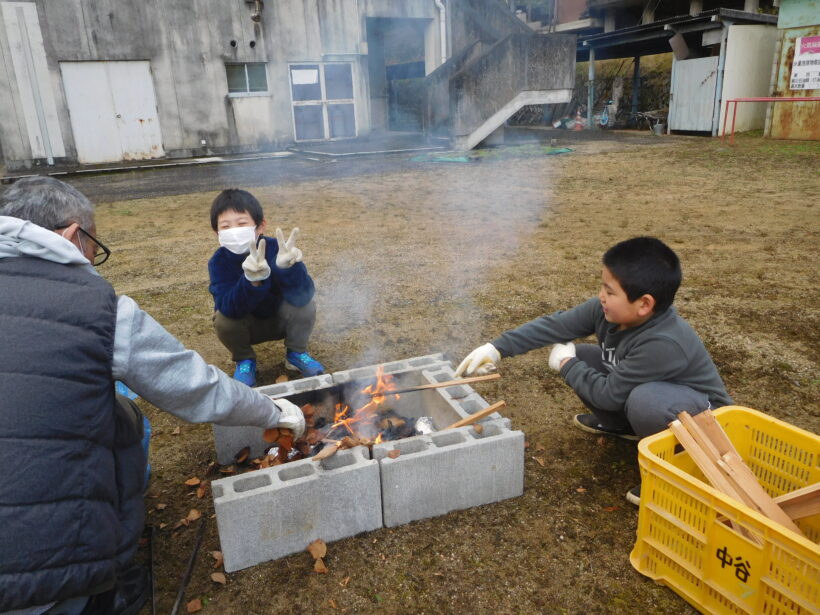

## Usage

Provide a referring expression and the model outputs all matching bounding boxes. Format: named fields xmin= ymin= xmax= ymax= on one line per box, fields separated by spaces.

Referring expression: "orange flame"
xmin=324 ymin=367 xmax=400 ymax=441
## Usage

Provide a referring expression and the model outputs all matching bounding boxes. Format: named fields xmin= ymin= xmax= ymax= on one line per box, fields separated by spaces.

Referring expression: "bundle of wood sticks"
xmin=669 ymin=410 xmax=818 ymax=539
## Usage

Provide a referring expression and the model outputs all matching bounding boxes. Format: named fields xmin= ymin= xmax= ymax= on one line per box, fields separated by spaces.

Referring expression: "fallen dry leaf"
xmin=263 ymin=428 xmax=280 ymax=443
xmin=186 ymin=509 xmax=202 ymax=522
xmin=329 ymin=598 xmax=337 ymax=609
xmin=314 ymin=558 xmax=328 ymax=574
xmin=576 ymin=487 xmax=587 ymax=493
xmin=307 ymin=538 xmax=327 ymax=560
xmin=597 ymin=436 xmax=607 ymax=447
xmin=211 ymin=571 xmax=227 ymax=584
xmin=339 ymin=576 xmax=350 ymax=587
xmin=156 ymin=502 xmax=168 ymax=510
xmin=234 ymin=446 xmax=250 ymax=464
xmin=472 ymin=423 xmax=484 ymax=434
xmin=535 ymin=443 xmax=546 ymax=452
xmin=312 ymin=443 xmax=339 ymax=462
xmin=159 ymin=523 xmax=168 ymax=530
xmin=275 ymin=374 xmax=289 ymax=383
xmin=387 ymin=449 xmax=401 ymax=459
xmin=171 ymin=426 xmax=181 ymax=436
xmin=211 ymin=550 xmax=224 ymax=569
xmin=532 ymin=456 xmax=545 ymax=467
xmin=184 ymin=477 xmax=201 ymax=487
xmin=186 ymin=598 xmax=202 ymax=613
xmin=196 ymin=483 xmax=208 ymax=499
xmin=219 ymin=465 xmax=236 ymax=475
xmin=603 ymin=505 xmax=621 ymax=512
xmin=339 ymin=436 xmax=359 ymax=449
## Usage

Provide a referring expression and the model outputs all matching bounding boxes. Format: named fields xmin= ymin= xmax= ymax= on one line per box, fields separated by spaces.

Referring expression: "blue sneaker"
xmin=285 ymin=350 xmax=324 ymax=377
xmin=233 ymin=359 xmax=257 ymax=387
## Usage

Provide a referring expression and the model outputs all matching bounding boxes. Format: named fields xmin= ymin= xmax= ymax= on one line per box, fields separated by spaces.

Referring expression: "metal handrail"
xmin=721 ymin=97 xmax=820 ymax=145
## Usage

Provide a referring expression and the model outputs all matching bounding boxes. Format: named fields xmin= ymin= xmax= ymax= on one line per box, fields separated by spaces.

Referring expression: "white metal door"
xmin=61 ymin=61 xmax=164 ymax=163
xmin=669 ymin=56 xmax=719 ymax=132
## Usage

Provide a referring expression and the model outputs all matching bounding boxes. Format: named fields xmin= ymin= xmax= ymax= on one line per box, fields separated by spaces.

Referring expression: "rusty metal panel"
xmin=771 ymin=26 xmax=820 ymax=140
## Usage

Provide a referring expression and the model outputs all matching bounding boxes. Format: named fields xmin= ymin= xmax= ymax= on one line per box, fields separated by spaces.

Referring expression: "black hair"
xmin=210 ymin=189 xmax=265 ymax=230
xmin=602 ymin=236 xmax=682 ymax=313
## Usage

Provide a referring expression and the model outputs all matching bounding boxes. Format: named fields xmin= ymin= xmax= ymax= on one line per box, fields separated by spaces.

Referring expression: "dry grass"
xmin=94 ymin=133 xmax=818 ymax=614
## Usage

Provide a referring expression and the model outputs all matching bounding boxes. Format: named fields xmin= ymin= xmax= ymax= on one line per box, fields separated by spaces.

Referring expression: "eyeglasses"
xmin=55 ymin=224 xmax=111 ymax=266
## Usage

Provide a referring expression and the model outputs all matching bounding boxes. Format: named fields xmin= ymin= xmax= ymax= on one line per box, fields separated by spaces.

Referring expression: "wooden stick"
xmin=444 ymin=400 xmax=506 ymax=430
xmin=774 ymin=482 xmax=820 ymax=521
xmin=365 ymin=373 xmax=501 ymax=397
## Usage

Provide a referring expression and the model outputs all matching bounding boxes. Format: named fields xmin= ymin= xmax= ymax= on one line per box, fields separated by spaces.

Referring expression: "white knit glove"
xmin=271 ymin=397 xmax=305 ymax=439
xmin=455 ymin=343 xmax=501 ymax=377
xmin=242 ymin=238 xmax=271 ymax=282
xmin=275 ymin=228 xmax=303 ymax=269
xmin=548 ymin=342 xmax=576 ymax=371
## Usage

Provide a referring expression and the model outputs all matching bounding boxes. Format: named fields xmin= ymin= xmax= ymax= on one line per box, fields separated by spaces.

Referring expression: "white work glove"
xmin=242 ymin=237 xmax=271 ymax=282
xmin=271 ymin=397 xmax=305 ymax=439
xmin=455 ymin=343 xmax=501 ymax=377
xmin=548 ymin=342 xmax=576 ymax=371
xmin=275 ymin=227 xmax=303 ymax=269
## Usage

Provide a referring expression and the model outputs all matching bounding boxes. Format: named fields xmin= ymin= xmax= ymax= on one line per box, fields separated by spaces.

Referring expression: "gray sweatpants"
xmin=574 ymin=344 xmax=712 ymax=438
xmin=213 ymin=299 xmax=316 ymax=362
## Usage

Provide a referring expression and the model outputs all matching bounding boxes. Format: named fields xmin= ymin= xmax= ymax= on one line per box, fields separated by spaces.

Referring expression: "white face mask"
xmin=218 ymin=226 xmax=257 ymax=255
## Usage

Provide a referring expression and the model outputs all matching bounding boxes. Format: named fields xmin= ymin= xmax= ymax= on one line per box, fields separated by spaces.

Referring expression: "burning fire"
xmin=325 ymin=367 xmax=399 ymax=440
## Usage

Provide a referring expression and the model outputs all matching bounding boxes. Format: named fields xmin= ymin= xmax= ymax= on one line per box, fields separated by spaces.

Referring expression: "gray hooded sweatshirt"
xmin=492 ymin=297 xmax=732 ymax=412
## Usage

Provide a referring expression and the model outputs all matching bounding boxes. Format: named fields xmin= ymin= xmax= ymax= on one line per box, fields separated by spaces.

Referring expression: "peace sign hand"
xmin=242 ymin=237 xmax=271 ymax=282
xmin=275 ymin=227 xmax=304 ymax=269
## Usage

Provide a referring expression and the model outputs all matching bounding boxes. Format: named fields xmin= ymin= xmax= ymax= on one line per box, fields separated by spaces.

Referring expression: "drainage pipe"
xmin=434 ymin=0 xmax=447 ymax=65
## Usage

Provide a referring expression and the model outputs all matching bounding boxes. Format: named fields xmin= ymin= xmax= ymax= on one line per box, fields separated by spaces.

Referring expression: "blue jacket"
xmin=208 ymin=235 xmax=315 ymax=319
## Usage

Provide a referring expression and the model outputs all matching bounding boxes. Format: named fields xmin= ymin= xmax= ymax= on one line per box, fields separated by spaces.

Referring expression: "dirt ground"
xmin=89 ymin=132 xmax=818 ymax=614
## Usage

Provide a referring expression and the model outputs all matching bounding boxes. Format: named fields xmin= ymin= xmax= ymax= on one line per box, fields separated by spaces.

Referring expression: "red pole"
xmin=729 ymin=100 xmax=739 ymax=146
xmin=722 ymin=99 xmax=731 ymax=144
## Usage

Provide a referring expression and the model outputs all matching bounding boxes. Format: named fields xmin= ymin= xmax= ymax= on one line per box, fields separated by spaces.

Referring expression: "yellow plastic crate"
xmin=630 ymin=406 xmax=819 ymax=615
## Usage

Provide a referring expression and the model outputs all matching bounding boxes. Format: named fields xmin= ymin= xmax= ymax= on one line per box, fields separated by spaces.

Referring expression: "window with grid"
xmin=226 ymin=63 xmax=268 ymax=95
xmin=289 ymin=63 xmax=356 ymax=141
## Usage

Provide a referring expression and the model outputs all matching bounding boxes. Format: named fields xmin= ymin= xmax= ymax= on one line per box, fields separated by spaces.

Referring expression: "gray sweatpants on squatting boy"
xmin=574 ymin=344 xmax=713 ymax=438
xmin=213 ymin=299 xmax=316 ymax=362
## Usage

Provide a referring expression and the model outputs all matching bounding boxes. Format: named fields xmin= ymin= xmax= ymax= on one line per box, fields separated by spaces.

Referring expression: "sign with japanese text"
xmin=790 ymin=35 xmax=820 ymax=90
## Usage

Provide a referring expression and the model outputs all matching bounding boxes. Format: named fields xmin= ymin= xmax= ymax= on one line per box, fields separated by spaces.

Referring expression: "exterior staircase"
xmin=425 ymin=0 xmax=576 ymax=150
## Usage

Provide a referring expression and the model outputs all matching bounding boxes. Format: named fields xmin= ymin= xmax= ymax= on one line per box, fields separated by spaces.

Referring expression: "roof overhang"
xmin=576 ymin=8 xmax=777 ymax=61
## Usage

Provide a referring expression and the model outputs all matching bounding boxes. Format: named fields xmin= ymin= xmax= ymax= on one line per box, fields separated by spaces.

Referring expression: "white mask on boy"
xmin=218 ymin=226 xmax=257 ymax=255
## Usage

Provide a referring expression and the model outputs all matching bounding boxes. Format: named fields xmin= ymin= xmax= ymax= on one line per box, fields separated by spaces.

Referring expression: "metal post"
xmin=631 ymin=55 xmax=641 ymax=125
xmin=587 ymin=47 xmax=595 ymax=129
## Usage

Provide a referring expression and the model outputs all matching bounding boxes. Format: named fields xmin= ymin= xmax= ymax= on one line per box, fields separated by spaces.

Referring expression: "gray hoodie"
xmin=0 ymin=216 xmax=283 ymax=430
xmin=492 ymin=297 xmax=732 ymax=412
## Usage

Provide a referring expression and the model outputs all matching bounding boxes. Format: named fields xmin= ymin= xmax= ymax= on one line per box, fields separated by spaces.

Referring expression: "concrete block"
xmin=373 ymin=422 xmax=524 ymax=527
xmin=212 ymin=446 xmax=382 ymax=572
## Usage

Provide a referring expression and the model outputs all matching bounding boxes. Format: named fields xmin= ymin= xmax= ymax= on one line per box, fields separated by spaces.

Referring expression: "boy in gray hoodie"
xmin=456 ymin=237 xmax=731 ymax=502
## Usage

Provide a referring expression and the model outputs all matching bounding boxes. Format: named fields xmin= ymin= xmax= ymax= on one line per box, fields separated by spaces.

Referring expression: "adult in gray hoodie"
xmin=456 ymin=237 xmax=731 ymax=502
xmin=0 ymin=176 xmax=305 ymax=615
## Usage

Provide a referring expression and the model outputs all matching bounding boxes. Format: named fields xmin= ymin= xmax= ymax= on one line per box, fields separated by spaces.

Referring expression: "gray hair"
xmin=0 ymin=176 xmax=95 ymax=229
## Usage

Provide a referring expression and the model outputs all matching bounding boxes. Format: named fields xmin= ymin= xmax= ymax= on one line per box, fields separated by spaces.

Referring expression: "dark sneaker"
xmin=626 ymin=485 xmax=641 ymax=506
xmin=233 ymin=359 xmax=257 ymax=387
xmin=572 ymin=413 xmax=639 ymax=441
xmin=285 ymin=350 xmax=325 ymax=377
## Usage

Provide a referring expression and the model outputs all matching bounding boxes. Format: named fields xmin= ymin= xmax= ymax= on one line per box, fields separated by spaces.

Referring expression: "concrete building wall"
xmin=718 ymin=25 xmax=778 ymax=134
xmin=0 ymin=0 xmax=442 ymax=170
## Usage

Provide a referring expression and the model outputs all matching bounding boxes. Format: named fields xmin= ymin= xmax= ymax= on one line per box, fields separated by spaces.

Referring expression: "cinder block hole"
xmin=383 ymin=361 xmax=405 ymax=371
xmin=460 ymin=399 xmax=484 ymax=413
xmin=394 ymin=439 xmax=427 ymax=454
xmin=472 ymin=423 xmax=501 ymax=439
xmin=431 ymin=431 xmax=466 ymax=447
xmin=212 ymin=484 xmax=224 ymax=498
xmin=445 ymin=385 xmax=468 ymax=398
xmin=433 ymin=372 xmax=451 ymax=382
xmin=234 ymin=473 xmax=272 ymax=493
xmin=293 ymin=379 xmax=319 ymax=391
xmin=278 ymin=463 xmax=314 ymax=482
xmin=318 ymin=452 xmax=355 ymax=471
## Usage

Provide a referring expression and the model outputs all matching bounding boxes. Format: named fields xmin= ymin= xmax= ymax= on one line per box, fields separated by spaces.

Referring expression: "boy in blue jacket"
xmin=456 ymin=236 xmax=732 ymax=504
xmin=208 ymin=189 xmax=323 ymax=385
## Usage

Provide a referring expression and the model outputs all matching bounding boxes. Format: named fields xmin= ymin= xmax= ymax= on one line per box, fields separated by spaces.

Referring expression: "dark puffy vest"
xmin=0 ymin=257 xmax=145 ymax=611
